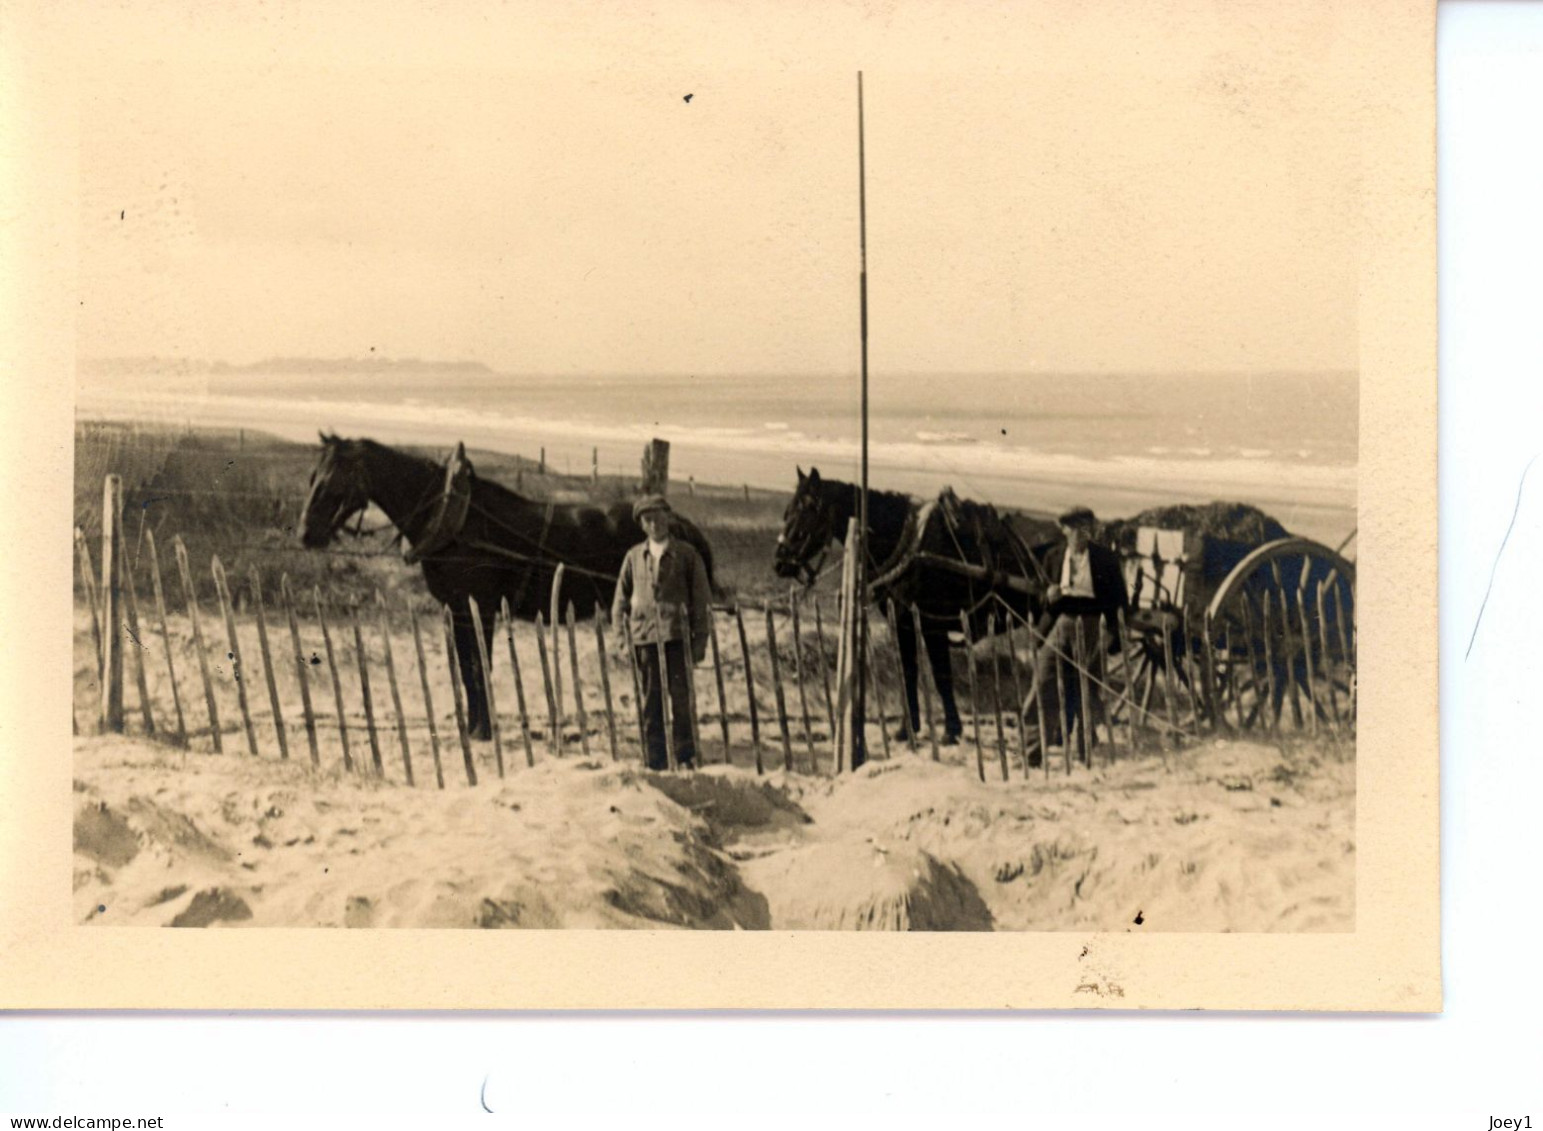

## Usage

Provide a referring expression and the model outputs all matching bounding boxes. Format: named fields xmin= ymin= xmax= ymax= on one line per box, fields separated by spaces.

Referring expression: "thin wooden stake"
xmin=121 ymin=552 xmax=156 ymax=735
xmin=441 ymin=607 xmax=478 ymax=786
xmin=989 ymin=613 xmax=1010 ymax=782
xmin=959 ymin=612 xmax=985 ymax=782
xmin=593 ymin=616 xmax=620 ymax=762
xmin=863 ymin=610 xmax=891 ymax=762
xmin=910 ymin=604 xmax=940 ymax=761
xmin=548 ymin=564 xmax=566 ymax=740
xmin=280 ymin=575 xmax=319 ymax=765
xmin=534 ymin=612 xmax=560 ymax=757
xmin=734 ymin=604 xmax=764 ymax=775
xmin=377 ymin=592 xmax=414 ymax=786
xmin=1115 ymin=608 xmax=1141 ymax=756
xmin=706 ymin=608 xmax=731 ymax=762
xmin=350 ymin=604 xmax=383 ymax=775
xmin=654 ymin=633 xmax=677 ymax=772
xmin=100 ymin=475 xmax=125 ymax=733
xmin=145 ymin=531 xmax=187 ymax=747
xmin=211 ymin=557 xmax=258 ymax=756
xmin=1006 ymin=614 xmax=1030 ymax=774
xmin=564 ymin=602 xmax=591 ymax=759
xmin=1203 ymin=612 xmax=1226 ymax=735
xmin=789 ymin=591 xmax=817 ymax=768
xmin=1260 ymin=592 xmax=1281 ymax=736
xmin=75 ymin=527 xmax=104 ymax=678
xmin=620 ymin=617 xmax=650 ymax=763
xmin=815 ymin=598 xmax=840 ymax=744
xmin=1316 ymin=579 xmax=1342 ymax=732
xmin=765 ymin=607 xmax=794 ymax=772
xmin=1052 ymin=625 xmax=1071 ymax=774
xmin=881 ymin=600 xmax=914 ymax=753
xmin=409 ymin=605 xmax=445 ymax=788
xmin=679 ymin=605 xmax=704 ymax=768
xmin=1024 ymin=624 xmax=1052 ymax=779
xmin=313 ymin=587 xmax=352 ymax=771
xmin=248 ymin=568 xmax=288 ymax=760
xmin=469 ymin=598 xmax=505 ymax=777
xmin=501 ymin=598 xmax=537 ymax=767
xmin=1075 ymin=620 xmax=1095 ymax=766
xmin=1158 ymin=615 xmax=1181 ymax=749
xmin=1296 ymin=585 xmax=1321 ymax=737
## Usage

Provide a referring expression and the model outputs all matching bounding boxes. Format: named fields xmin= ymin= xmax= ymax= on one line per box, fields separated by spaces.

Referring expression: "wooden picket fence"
xmin=75 ymin=474 xmax=1353 ymax=787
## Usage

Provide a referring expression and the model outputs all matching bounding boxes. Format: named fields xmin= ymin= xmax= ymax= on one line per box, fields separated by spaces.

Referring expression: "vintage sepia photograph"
xmin=0 ymin=0 xmax=1439 ymax=1011
xmin=69 ymin=21 xmax=1364 ymax=938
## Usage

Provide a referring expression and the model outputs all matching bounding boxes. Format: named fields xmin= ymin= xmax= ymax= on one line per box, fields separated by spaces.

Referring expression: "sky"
xmin=75 ymin=2 xmax=1363 ymax=378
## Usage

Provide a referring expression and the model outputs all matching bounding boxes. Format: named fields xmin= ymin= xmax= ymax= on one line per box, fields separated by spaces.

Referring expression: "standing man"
xmin=612 ymin=494 xmax=713 ymax=770
xmin=1024 ymin=506 xmax=1128 ymax=765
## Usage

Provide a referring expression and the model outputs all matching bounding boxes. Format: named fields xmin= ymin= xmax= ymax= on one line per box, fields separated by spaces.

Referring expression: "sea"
xmin=76 ymin=366 xmax=1358 ymax=547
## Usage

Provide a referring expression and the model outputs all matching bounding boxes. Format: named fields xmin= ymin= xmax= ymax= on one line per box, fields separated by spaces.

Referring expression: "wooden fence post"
xmin=706 ymin=609 xmax=731 ymax=762
xmin=910 ymin=604 xmax=940 ymax=762
xmin=441 ymin=607 xmax=478 ymax=786
xmin=145 ymin=531 xmax=187 ymax=747
xmin=815 ymin=598 xmax=840 ymax=745
xmin=313 ymin=587 xmax=353 ymax=771
xmin=99 ymin=475 xmax=125 ymax=733
xmin=789 ymin=591 xmax=817 ymax=769
xmin=548 ymin=566 xmax=566 ymax=744
xmin=959 ymin=612 xmax=985 ymax=782
xmin=121 ymin=551 xmax=156 ymax=735
xmin=534 ymin=612 xmax=560 ymax=757
xmin=377 ymin=593 xmax=414 ymax=786
xmin=653 ymin=634 xmax=677 ymax=771
xmin=620 ymin=617 xmax=650 ymax=762
xmin=988 ymin=613 xmax=1009 ymax=782
xmin=764 ymin=607 xmax=793 ymax=772
xmin=249 ymin=568 xmax=288 ymax=760
xmin=350 ymin=604 xmax=383 ymax=775
xmin=881 ymin=601 xmax=914 ymax=753
xmin=409 ymin=605 xmax=446 ymax=788
xmin=641 ymin=438 xmax=670 ymax=495
xmin=863 ymin=614 xmax=891 ymax=762
xmin=733 ymin=604 xmax=763 ymax=775
xmin=679 ymin=605 xmax=703 ymax=769
xmin=469 ymin=598 xmax=505 ymax=778
xmin=281 ymin=575 xmax=320 ymax=765
xmin=501 ymin=599 xmax=537 ymax=768
xmin=593 ymin=616 xmax=620 ymax=762
xmin=564 ymin=602 xmax=591 ymax=759
xmin=75 ymin=527 xmax=104 ymax=680
xmin=211 ymin=556 xmax=258 ymax=756
xmin=173 ymin=538 xmax=221 ymax=752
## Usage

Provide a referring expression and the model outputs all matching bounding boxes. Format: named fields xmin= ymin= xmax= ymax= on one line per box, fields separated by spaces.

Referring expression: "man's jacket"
xmin=612 ymin=538 xmax=714 ymax=658
xmin=1035 ymin=540 xmax=1130 ymax=638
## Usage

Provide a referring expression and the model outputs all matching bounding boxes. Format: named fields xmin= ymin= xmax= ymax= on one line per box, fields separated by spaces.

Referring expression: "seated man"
xmin=1023 ymin=506 xmax=1128 ymax=764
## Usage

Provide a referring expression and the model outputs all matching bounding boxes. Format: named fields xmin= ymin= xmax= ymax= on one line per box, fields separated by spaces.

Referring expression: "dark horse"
xmin=773 ymin=467 xmax=1057 ymax=743
xmin=298 ymin=434 xmax=715 ymax=740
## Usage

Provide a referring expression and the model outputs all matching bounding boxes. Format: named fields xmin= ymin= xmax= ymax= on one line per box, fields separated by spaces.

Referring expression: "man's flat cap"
xmin=633 ymin=494 xmax=673 ymax=521
xmin=1057 ymin=505 xmax=1097 ymax=528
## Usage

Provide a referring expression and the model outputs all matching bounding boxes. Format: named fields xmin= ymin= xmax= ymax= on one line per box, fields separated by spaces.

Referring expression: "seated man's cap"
xmin=633 ymin=494 xmax=673 ymax=522
xmin=1057 ymin=505 xmax=1097 ymax=529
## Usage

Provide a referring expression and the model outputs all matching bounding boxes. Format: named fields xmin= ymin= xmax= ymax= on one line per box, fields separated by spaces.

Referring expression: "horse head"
xmin=297 ymin=432 xmax=371 ymax=548
xmin=774 ymin=466 xmax=839 ymax=586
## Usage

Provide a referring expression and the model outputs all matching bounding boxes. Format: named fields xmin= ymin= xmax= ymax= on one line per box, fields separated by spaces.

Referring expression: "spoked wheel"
xmin=1203 ymin=538 xmax=1356 ymax=738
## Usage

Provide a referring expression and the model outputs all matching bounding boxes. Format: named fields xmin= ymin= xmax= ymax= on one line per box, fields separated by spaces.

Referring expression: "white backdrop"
xmin=3 ymin=1 xmax=1540 ymax=1122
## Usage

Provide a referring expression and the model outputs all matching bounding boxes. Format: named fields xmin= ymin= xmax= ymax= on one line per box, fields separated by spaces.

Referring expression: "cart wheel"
xmin=1204 ymin=538 xmax=1355 ymax=738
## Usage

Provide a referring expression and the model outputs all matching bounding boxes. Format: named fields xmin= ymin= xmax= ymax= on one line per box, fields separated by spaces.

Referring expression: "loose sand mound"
xmin=73 ymin=734 xmax=1352 ymax=931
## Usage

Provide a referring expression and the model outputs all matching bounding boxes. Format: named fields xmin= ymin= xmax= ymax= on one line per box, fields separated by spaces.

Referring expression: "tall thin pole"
xmin=853 ymin=70 xmax=870 ymax=770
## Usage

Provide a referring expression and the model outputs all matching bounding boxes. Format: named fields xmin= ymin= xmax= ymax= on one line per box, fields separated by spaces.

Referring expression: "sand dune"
xmin=73 ymin=730 xmax=1352 ymax=932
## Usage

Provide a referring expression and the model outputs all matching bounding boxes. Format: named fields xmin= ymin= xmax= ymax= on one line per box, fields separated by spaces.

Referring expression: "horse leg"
xmin=454 ymin=611 xmax=491 ymax=741
xmin=923 ymin=624 xmax=963 ymax=742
